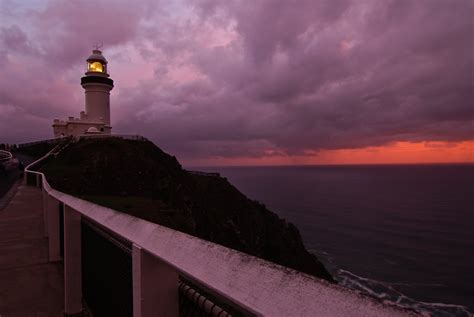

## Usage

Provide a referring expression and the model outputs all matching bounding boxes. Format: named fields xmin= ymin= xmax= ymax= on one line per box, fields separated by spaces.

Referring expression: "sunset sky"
xmin=0 ymin=0 xmax=473 ymax=166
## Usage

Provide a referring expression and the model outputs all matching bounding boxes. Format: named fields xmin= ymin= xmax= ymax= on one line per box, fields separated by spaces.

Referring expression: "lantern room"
xmin=86 ymin=49 xmax=109 ymax=76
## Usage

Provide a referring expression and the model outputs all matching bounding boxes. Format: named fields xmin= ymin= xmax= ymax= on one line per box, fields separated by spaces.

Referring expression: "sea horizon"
xmin=187 ymin=161 xmax=474 ymax=169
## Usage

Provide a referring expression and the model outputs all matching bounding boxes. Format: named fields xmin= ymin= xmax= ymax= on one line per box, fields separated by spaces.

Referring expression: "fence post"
xmin=133 ymin=244 xmax=179 ymax=317
xmin=42 ymin=183 xmax=48 ymax=237
xmin=47 ymin=196 xmax=61 ymax=262
xmin=64 ymin=205 xmax=83 ymax=316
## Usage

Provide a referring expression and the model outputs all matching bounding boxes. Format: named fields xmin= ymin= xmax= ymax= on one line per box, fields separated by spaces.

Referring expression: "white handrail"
xmin=0 ymin=150 xmax=12 ymax=161
xmin=24 ymin=148 xmax=414 ymax=317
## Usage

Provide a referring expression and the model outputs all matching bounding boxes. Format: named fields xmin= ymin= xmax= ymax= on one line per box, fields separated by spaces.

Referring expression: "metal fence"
xmin=78 ymin=134 xmax=148 ymax=141
xmin=186 ymin=170 xmax=221 ymax=177
xmin=17 ymin=134 xmax=147 ymax=150
xmin=0 ymin=150 xmax=12 ymax=161
xmin=17 ymin=138 xmax=60 ymax=148
xmin=179 ymin=279 xmax=236 ymax=317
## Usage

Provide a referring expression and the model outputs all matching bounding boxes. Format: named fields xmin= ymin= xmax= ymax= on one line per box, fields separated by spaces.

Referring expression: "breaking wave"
xmin=337 ymin=269 xmax=473 ymax=317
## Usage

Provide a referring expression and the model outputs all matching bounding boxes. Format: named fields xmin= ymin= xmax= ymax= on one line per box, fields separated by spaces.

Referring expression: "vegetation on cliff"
xmin=41 ymin=138 xmax=334 ymax=282
xmin=14 ymin=142 xmax=59 ymax=160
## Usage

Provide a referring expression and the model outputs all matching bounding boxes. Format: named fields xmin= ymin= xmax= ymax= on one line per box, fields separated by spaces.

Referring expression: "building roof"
xmin=86 ymin=50 xmax=108 ymax=63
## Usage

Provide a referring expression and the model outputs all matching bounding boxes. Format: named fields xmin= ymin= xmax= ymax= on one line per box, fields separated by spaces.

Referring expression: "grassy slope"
xmin=14 ymin=142 xmax=58 ymax=160
xmin=42 ymin=138 xmax=334 ymax=282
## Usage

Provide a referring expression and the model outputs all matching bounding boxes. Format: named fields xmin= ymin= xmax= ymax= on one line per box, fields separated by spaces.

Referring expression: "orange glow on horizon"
xmin=184 ymin=141 xmax=474 ymax=167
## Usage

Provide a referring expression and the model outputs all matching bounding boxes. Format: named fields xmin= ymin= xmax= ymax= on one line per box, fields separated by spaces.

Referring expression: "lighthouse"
xmin=52 ymin=48 xmax=114 ymax=137
xmin=82 ymin=49 xmax=114 ymax=127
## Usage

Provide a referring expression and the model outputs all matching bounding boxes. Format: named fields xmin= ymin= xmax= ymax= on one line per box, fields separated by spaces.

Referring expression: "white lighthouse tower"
xmin=82 ymin=49 xmax=114 ymax=127
xmin=52 ymin=48 xmax=114 ymax=137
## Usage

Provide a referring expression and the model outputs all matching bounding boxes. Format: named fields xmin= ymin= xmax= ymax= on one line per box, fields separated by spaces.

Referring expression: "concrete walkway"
xmin=0 ymin=184 xmax=64 ymax=316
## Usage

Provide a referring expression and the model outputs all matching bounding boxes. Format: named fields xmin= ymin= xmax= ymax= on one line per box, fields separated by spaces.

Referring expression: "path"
xmin=0 ymin=184 xmax=64 ymax=316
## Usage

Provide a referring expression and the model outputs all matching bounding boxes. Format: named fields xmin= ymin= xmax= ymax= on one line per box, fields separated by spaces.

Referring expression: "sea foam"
xmin=337 ymin=269 xmax=473 ymax=317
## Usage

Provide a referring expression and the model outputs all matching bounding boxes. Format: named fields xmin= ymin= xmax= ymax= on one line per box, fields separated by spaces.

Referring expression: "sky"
xmin=0 ymin=0 xmax=473 ymax=166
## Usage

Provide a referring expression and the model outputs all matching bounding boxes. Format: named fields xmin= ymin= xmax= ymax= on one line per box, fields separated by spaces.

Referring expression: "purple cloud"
xmin=0 ymin=0 xmax=472 ymax=162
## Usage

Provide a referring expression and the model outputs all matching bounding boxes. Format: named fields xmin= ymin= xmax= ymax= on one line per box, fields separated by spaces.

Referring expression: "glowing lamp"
xmin=88 ymin=61 xmax=104 ymax=73
xmin=85 ymin=48 xmax=109 ymax=75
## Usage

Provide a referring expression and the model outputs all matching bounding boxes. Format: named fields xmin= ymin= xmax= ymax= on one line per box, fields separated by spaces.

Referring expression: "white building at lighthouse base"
xmin=53 ymin=112 xmax=111 ymax=137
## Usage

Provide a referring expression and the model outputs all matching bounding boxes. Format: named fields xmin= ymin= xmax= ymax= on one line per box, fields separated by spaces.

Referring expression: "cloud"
xmin=0 ymin=0 xmax=145 ymax=142
xmin=0 ymin=0 xmax=473 ymax=162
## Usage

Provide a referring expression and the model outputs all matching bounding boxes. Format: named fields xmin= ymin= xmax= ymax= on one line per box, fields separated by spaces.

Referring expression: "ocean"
xmin=197 ymin=164 xmax=474 ymax=317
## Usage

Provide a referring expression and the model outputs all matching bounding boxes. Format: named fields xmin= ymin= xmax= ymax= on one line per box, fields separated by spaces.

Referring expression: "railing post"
xmin=132 ymin=244 xmax=179 ymax=317
xmin=42 ymin=182 xmax=48 ymax=237
xmin=47 ymin=196 xmax=61 ymax=262
xmin=64 ymin=205 xmax=83 ymax=316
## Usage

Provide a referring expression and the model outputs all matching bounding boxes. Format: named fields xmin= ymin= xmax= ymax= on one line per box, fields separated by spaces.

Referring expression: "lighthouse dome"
xmin=87 ymin=50 xmax=108 ymax=63
xmin=86 ymin=127 xmax=100 ymax=134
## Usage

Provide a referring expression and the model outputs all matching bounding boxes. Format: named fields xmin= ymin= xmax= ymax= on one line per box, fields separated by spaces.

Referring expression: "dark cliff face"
xmin=42 ymin=138 xmax=334 ymax=282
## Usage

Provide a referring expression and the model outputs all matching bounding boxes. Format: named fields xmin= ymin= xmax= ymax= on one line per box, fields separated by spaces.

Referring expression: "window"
xmin=88 ymin=61 xmax=104 ymax=73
